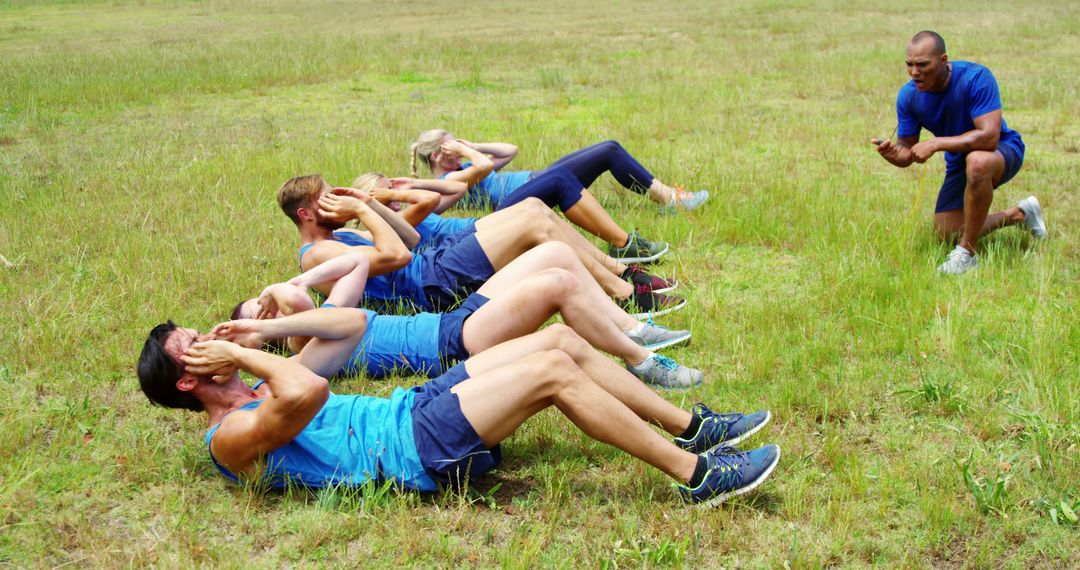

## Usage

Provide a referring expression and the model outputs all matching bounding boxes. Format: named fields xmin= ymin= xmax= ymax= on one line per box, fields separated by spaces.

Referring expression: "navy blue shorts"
xmin=436 ymin=292 xmax=489 ymax=367
xmin=935 ymin=140 xmax=1025 ymax=213
xmin=420 ymin=234 xmax=495 ymax=311
xmin=410 ymin=363 xmax=501 ymax=487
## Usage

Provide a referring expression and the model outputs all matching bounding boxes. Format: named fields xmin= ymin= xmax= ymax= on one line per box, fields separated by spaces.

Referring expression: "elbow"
xmin=388 ymin=250 xmax=414 ymax=270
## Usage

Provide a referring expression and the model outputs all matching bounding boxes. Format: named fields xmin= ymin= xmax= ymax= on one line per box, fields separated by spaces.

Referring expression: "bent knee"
xmin=527 ymin=349 xmax=581 ymax=390
xmin=533 ymin=267 xmax=580 ymax=295
xmin=965 ymin=151 xmax=999 ymax=178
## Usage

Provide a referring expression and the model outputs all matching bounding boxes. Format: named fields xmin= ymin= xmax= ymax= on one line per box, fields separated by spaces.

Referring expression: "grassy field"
xmin=1 ymin=0 xmax=1077 ymax=566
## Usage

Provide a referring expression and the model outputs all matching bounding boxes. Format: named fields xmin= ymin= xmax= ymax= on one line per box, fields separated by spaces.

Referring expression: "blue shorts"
xmin=420 ymin=233 xmax=495 ymax=311
xmin=436 ymin=292 xmax=489 ymax=367
xmin=936 ymin=140 xmax=1025 ymax=213
xmin=410 ymin=363 xmax=501 ymax=487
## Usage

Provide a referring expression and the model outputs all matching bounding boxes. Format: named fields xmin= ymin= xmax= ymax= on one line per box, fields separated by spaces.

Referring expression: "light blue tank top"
xmin=204 ymin=390 xmax=437 ymax=492
xmin=342 ymin=308 xmax=444 ymax=378
xmin=442 ymin=162 xmax=532 ymax=209
xmin=415 ymin=213 xmax=477 ymax=251
xmin=297 ymin=230 xmax=425 ymax=309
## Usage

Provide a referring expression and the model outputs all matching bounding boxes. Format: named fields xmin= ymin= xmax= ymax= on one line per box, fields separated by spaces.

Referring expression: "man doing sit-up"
xmin=137 ymin=311 xmax=779 ymax=506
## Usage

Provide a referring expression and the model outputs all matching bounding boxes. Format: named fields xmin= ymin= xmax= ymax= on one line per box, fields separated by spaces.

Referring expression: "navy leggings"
xmin=496 ymin=166 xmax=584 ymax=212
xmin=546 ymin=140 xmax=655 ymax=194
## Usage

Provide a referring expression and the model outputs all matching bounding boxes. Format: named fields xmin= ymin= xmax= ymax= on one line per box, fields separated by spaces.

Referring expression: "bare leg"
xmin=476 ymin=199 xmax=628 ymax=276
xmin=473 ymin=242 xmax=640 ymax=331
xmin=562 ymin=190 xmax=630 ymax=246
xmin=451 ymin=349 xmax=698 ymax=482
xmin=466 ymin=269 xmax=651 ymax=364
xmin=462 ymin=326 xmax=692 ymax=435
xmin=933 ymin=150 xmax=1024 ymax=248
xmin=473 ymin=212 xmax=634 ymax=299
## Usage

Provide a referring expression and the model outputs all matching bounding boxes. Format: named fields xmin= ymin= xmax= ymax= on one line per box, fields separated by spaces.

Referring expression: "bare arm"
xmin=440 ymin=140 xmax=495 ymax=190
xmin=183 ymin=340 xmax=331 ymax=476
xmin=363 ymin=197 xmax=421 ymax=249
xmin=911 ymin=109 xmax=1002 ymax=159
xmin=312 ymin=193 xmax=413 ymax=277
xmin=369 ymin=187 xmax=442 ymax=228
xmin=460 ymin=139 xmax=518 ymax=170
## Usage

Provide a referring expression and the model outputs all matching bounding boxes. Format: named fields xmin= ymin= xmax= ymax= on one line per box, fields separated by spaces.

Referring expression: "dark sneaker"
xmin=617 ymin=285 xmax=687 ymax=320
xmin=674 ymin=404 xmax=771 ymax=453
xmin=677 ymin=444 xmax=780 ymax=508
xmin=627 ymin=355 xmax=704 ymax=390
xmin=625 ymin=321 xmax=691 ymax=350
xmin=609 ymin=230 xmax=669 ymax=264
xmin=621 ymin=264 xmax=678 ymax=294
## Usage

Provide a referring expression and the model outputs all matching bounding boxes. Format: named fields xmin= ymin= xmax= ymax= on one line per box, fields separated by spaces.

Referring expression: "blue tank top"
xmin=342 ymin=308 xmax=444 ymax=378
xmin=298 ymin=230 xmax=426 ymax=309
xmin=441 ymin=162 xmax=532 ymax=209
xmin=204 ymin=389 xmax=437 ymax=492
xmin=415 ymin=213 xmax=477 ymax=251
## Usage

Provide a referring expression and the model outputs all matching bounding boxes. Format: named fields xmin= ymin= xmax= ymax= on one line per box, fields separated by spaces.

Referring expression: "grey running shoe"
xmin=1017 ymin=195 xmax=1047 ymax=239
xmin=609 ymin=230 xmax=669 ymax=264
xmin=625 ymin=322 xmax=691 ymax=351
xmin=628 ymin=355 xmax=704 ymax=390
xmin=937 ymin=245 xmax=977 ymax=275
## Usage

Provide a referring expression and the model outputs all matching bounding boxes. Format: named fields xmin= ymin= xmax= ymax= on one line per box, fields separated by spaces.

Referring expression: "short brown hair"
xmin=277 ymin=174 xmax=325 ymax=226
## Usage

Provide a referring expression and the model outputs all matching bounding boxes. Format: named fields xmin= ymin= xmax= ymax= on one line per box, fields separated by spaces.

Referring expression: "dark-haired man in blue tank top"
xmin=872 ymin=31 xmax=1047 ymax=275
xmin=136 ymin=312 xmax=780 ymax=507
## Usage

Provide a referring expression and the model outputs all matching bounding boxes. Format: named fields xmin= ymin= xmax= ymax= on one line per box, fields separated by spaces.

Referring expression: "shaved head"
xmin=910 ymin=30 xmax=946 ymax=56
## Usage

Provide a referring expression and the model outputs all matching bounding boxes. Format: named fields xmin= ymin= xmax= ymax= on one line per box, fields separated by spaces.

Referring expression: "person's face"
xmin=432 ymin=133 xmax=460 ymax=171
xmin=311 ymin=180 xmax=346 ymax=230
xmin=164 ymin=327 xmax=212 ymax=370
xmin=905 ymin=39 xmax=948 ymax=92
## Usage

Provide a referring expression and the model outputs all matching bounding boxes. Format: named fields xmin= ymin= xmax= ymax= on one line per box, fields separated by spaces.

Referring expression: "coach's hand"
xmin=181 ymin=340 xmax=240 ymax=383
xmin=910 ymin=140 xmax=937 ymax=163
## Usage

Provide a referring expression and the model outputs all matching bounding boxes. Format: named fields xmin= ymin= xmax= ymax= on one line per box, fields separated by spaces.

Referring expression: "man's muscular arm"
xmin=183 ymin=341 xmax=330 ymax=476
xmin=314 ymin=193 xmax=413 ymax=275
xmin=909 ymin=109 xmax=1002 ymax=162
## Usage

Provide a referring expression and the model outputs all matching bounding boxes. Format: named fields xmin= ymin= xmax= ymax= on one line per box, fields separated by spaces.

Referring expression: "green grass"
xmin=1 ymin=0 xmax=1077 ymax=566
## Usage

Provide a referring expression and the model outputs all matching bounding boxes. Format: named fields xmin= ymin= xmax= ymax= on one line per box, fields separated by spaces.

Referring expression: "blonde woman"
xmin=411 ymin=130 xmax=710 ymax=215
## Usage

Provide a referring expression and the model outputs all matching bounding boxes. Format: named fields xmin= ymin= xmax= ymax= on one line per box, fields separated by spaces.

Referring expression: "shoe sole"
xmin=612 ymin=243 xmax=670 ymax=264
xmin=1022 ymin=196 xmax=1047 ymax=238
xmin=628 ymin=297 xmax=687 ymax=320
xmin=704 ymin=410 xmax=772 ymax=451
xmin=651 ymin=280 xmax=678 ymax=295
xmin=696 ymin=445 xmax=781 ymax=509
xmin=642 ymin=331 xmax=692 ymax=351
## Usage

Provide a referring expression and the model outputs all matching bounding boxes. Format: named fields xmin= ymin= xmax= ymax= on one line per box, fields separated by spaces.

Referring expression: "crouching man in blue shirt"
xmin=872 ymin=31 xmax=1047 ymax=274
xmin=136 ymin=309 xmax=780 ymax=508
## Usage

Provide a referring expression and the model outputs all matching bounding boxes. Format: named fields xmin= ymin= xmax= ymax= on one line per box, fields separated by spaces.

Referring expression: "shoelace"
xmin=653 ymin=355 xmax=679 ymax=371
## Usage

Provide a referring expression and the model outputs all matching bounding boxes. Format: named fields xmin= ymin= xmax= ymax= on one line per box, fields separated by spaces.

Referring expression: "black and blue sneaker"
xmin=673 ymin=404 xmax=771 ymax=453
xmin=677 ymin=444 xmax=780 ymax=507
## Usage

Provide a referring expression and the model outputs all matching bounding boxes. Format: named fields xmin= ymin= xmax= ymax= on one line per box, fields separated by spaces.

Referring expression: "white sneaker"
xmin=937 ymin=246 xmax=978 ymax=275
xmin=1017 ymin=196 xmax=1047 ymax=239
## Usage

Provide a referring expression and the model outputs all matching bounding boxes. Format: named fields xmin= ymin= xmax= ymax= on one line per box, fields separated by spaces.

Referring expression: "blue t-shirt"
xmin=298 ymin=230 xmax=426 ymax=311
xmin=205 ymin=389 xmax=437 ymax=492
xmin=440 ymin=162 xmax=533 ymax=209
xmin=341 ymin=308 xmax=444 ymax=378
xmin=415 ymin=213 xmax=477 ymax=251
xmin=896 ymin=60 xmax=1024 ymax=171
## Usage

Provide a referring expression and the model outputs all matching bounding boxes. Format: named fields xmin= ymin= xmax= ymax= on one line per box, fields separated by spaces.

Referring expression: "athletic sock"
xmin=687 ymin=455 xmax=709 ymax=488
xmin=678 ymin=414 xmax=703 ymax=440
xmin=628 ymin=352 xmax=658 ymax=370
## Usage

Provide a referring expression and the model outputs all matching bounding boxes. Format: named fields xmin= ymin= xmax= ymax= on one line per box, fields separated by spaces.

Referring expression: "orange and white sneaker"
xmin=662 ymin=187 xmax=710 ymax=212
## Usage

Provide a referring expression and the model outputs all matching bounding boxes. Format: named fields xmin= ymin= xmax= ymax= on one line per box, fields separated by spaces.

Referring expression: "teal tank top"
xmin=342 ymin=308 xmax=444 ymax=378
xmin=442 ymin=162 xmax=532 ymax=209
xmin=204 ymin=389 xmax=437 ymax=492
xmin=297 ymin=230 xmax=426 ymax=309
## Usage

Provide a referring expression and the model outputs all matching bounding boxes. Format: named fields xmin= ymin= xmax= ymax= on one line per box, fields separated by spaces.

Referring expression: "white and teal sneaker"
xmin=937 ymin=245 xmax=977 ymax=275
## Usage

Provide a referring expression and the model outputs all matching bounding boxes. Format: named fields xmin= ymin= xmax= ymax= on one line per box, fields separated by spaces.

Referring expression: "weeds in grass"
xmin=957 ymin=450 xmax=1017 ymax=515
xmin=895 ymin=373 xmax=969 ymax=415
xmin=602 ymin=536 xmax=689 ymax=568
xmin=1033 ymin=496 xmax=1079 ymax=526
xmin=1008 ymin=408 xmax=1079 ymax=473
